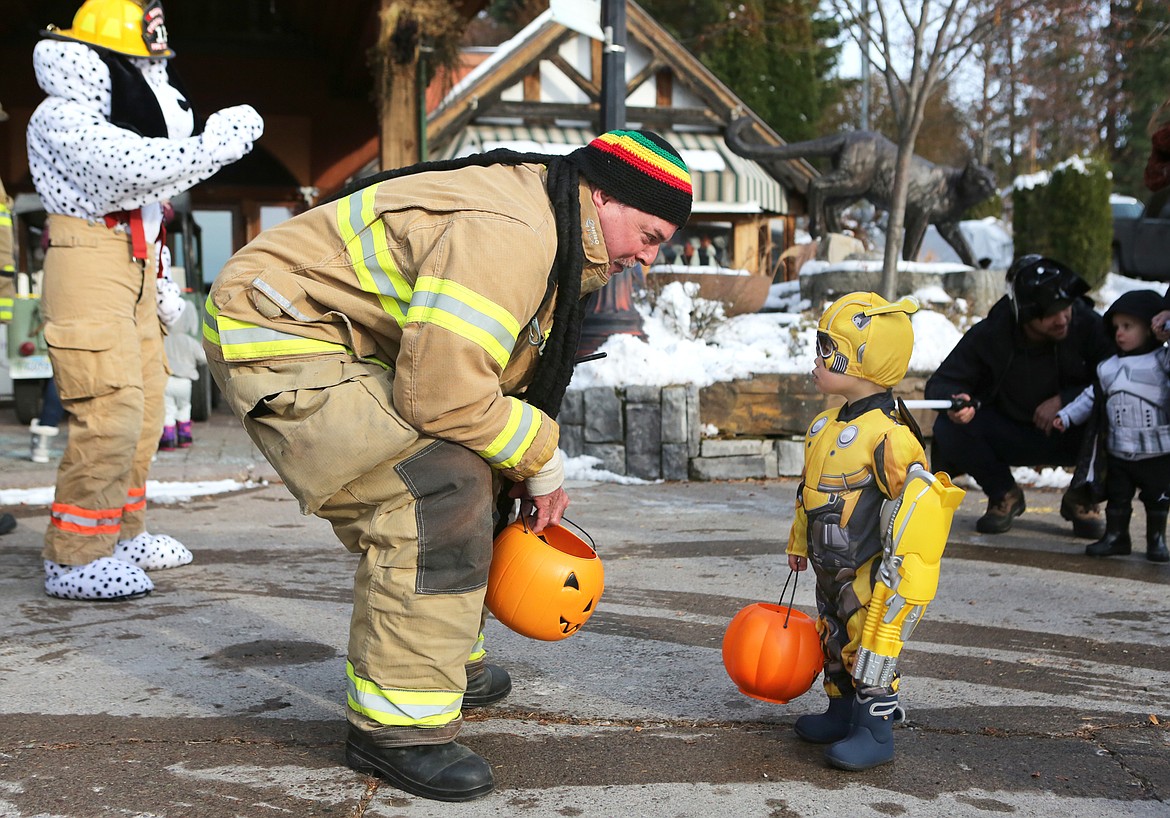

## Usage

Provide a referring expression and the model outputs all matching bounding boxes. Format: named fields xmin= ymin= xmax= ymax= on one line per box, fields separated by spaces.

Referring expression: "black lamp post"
xmin=577 ymin=0 xmax=648 ymax=357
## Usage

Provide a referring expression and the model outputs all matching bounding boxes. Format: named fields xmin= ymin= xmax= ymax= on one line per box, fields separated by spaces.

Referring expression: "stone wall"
xmin=562 ymin=372 xmax=936 ymax=482
xmin=559 ymin=385 xmax=701 ymax=481
xmin=559 ymin=265 xmax=986 ymax=481
xmin=800 ymin=264 xmax=1005 ymax=318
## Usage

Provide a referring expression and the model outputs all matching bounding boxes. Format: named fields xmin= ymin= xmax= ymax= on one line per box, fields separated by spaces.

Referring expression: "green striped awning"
xmin=437 ymin=125 xmax=789 ymax=216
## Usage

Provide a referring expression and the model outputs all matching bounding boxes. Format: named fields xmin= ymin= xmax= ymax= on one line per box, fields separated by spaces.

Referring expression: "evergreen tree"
xmin=639 ymin=0 xmax=844 ymax=142
xmin=1110 ymin=0 xmax=1170 ymax=198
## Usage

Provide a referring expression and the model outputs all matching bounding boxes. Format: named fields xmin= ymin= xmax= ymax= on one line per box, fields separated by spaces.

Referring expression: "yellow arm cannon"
xmin=853 ymin=468 xmax=965 ymax=689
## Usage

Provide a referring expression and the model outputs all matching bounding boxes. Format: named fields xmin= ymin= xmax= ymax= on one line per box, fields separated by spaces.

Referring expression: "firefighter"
xmin=0 ymin=101 xmax=14 ymax=313
xmin=204 ymin=131 xmax=693 ymax=801
xmin=27 ymin=0 xmax=263 ymax=600
xmin=0 ymin=100 xmax=16 ymax=538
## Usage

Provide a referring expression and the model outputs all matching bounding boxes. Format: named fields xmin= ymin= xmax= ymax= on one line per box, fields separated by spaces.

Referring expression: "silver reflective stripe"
xmin=346 ymin=679 xmax=463 ymax=722
xmin=483 ymin=400 xmax=537 ymax=467
xmin=345 ymin=190 xmax=410 ymax=313
xmin=409 ymin=287 xmax=517 ymax=358
xmin=219 ymin=324 xmax=308 ymax=347
xmin=251 ymin=278 xmax=313 ymax=322
xmin=52 ymin=510 xmax=120 ymax=529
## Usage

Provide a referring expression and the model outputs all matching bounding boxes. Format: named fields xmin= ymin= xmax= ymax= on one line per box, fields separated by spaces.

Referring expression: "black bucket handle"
xmin=776 ymin=567 xmax=800 ymax=628
xmin=518 ymin=511 xmax=597 ymax=553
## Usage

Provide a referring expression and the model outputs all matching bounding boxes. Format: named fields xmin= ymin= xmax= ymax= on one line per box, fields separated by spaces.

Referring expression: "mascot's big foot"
xmin=44 ymin=532 xmax=192 ymax=601
xmin=44 ymin=557 xmax=153 ymax=601
xmin=114 ymin=532 xmax=194 ymax=570
xmin=824 ymin=692 xmax=903 ymax=771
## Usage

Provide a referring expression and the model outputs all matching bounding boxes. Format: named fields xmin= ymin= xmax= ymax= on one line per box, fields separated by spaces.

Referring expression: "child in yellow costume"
xmin=788 ymin=292 xmax=964 ymax=771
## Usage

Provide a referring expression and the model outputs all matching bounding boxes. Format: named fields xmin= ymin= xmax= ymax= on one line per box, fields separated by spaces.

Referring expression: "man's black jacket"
xmin=924 ymin=296 xmax=1111 ymax=425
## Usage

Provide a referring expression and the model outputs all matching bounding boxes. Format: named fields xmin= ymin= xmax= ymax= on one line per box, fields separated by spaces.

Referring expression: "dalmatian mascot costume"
xmin=27 ymin=0 xmax=263 ymax=600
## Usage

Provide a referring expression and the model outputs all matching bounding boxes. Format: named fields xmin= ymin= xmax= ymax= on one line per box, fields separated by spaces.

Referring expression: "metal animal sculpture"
xmin=725 ymin=117 xmax=998 ymax=267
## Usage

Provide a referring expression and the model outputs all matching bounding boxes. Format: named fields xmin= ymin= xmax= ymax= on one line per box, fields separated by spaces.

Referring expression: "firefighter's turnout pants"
xmin=41 ymin=215 xmax=166 ymax=565
xmin=208 ymin=354 xmax=493 ymax=744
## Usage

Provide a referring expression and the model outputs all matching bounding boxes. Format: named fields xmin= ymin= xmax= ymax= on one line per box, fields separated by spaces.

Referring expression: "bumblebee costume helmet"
xmin=816 ymin=292 xmax=919 ymax=388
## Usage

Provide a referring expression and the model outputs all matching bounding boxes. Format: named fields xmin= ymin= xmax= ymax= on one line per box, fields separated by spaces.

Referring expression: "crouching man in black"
xmin=925 ymin=255 xmax=1112 ymax=537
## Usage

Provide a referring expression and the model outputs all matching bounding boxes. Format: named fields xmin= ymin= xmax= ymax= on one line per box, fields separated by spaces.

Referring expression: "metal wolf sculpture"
xmin=725 ymin=117 xmax=997 ymax=267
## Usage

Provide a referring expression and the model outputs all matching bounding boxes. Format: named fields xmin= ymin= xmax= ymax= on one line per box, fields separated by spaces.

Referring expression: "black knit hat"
xmin=568 ymin=130 xmax=693 ymax=228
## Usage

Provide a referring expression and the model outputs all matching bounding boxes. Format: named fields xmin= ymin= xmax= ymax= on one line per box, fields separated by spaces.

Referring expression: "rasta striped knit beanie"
xmin=569 ymin=130 xmax=693 ymax=229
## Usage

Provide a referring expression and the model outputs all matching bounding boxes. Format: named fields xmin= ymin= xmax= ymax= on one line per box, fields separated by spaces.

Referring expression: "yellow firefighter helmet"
xmin=44 ymin=0 xmax=174 ymax=60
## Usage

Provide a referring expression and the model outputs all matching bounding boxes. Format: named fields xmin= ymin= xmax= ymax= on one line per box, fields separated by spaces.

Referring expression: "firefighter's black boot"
xmin=462 ymin=661 xmax=512 ymax=708
xmin=1145 ymin=506 xmax=1169 ymax=563
xmin=345 ymin=726 xmax=494 ymax=802
xmin=1085 ymin=505 xmax=1132 ymax=557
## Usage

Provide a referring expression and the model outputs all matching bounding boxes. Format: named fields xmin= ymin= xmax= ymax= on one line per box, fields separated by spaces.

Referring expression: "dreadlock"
xmin=323 ymin=149 xmax=587 ymax=421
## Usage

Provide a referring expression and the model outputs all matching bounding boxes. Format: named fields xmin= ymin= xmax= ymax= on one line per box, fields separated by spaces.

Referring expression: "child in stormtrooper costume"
xmin=788 ymin=291 xmax=963 ymax=771
xmin=27 ymin=0 xmax=263 ymax=600
xmin=1054 ymin=289 xmax=1170 ymax=562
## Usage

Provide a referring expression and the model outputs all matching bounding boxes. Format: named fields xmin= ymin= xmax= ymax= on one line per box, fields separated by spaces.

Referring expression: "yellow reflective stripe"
xmin=480 ymin=397 xmax=541 ymax=469
xmin=468 ymin=632 xmax=486 ymax=663
xmin=202 ymin=294 xmax=220 ymax=345
xmin=1 ymin=295 xmax=13 ymax=320
xmin=216 ymin=314 xmax=346 ymax=360
xmin=346 ymin=661 xmax=462 ymax=727
xmin=337 ymin=185 xmax=410 ymax=327
xmin=406 ymin=276 xmax=520 ymax=370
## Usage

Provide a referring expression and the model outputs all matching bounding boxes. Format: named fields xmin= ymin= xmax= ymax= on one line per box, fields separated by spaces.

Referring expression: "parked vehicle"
xmin=1111 ymin=192 xmax=1170 ymax=281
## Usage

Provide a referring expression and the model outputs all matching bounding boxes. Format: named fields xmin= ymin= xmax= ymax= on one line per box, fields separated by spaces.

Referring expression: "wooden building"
xmin=0 ymin=1 xmax=810 ymax=284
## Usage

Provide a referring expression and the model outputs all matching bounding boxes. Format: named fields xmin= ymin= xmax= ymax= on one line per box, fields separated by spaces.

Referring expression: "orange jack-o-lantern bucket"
xmin=486 ymin=517 xmax=604 ymax=641
xmin=722 ymin=571 xmax=822 ymax=703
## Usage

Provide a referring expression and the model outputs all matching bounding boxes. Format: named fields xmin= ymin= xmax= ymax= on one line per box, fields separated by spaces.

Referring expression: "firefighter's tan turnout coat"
xmin=205 ymin=162 xmax=612 ymax=741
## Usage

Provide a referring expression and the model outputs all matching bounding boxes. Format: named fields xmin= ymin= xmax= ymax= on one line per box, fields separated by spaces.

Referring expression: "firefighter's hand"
xmin=788 ymin=554 xmax=807 ymax=572
xmin=510 ymin=484 xmax=569 ymax=534
xmin=1033 ymin=395 xmax=1062 ymax=433
xmin=946 ymin=393 xmax=976 ymax=425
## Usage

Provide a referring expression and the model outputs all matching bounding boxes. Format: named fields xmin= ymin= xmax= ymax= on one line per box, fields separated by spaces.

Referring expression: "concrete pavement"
xmin=0 ymin=404 xmax=1167 ymax=817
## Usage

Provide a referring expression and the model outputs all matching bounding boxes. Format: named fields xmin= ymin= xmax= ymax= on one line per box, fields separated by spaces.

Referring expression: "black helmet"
xmin=1006 ymin=255 xmax=1089 ymax=323
xmin=1102 ymin=289 xmax=1165 ymax=350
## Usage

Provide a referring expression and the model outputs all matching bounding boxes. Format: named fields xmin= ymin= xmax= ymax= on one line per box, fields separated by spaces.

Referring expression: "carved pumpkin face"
xmin=722 ymin=603 xmax=822 ymax=704
xmin=486 ymin=520 xmax=605 ymax=642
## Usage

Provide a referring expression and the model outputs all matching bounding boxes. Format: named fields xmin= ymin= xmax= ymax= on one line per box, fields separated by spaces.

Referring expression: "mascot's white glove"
xmin=201 ymin=104 xmax=265 ymax=165
xmin=155 ymin=245 xmax=184 ymax=328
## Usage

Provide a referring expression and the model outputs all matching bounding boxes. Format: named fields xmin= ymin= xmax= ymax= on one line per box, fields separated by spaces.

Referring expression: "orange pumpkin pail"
xmin=722 ymin=570 xmax=822 ymax=704
xmin=486 ymin=517 xmax=604 ymax=642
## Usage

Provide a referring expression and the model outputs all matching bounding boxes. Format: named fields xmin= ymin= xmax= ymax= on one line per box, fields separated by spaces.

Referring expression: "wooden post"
xmin=378 ymin=0 xmax=421 ymax=171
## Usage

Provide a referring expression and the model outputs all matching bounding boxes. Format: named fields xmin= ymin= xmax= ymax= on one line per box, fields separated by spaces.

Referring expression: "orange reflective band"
xmin=50 ymin=502 xmax=124 ymax=536
xmin=52 ymin=502 xmax=124 ymax=520
xmin=51 ymin=517 xmax=122 ymax=536
xmin=124 ymin=485 xmax=147 ymax=513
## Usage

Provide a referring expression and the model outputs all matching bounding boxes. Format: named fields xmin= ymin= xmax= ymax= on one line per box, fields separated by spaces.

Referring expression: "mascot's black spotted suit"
xmin=27 ymin=0 xmax=263 ymax=601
